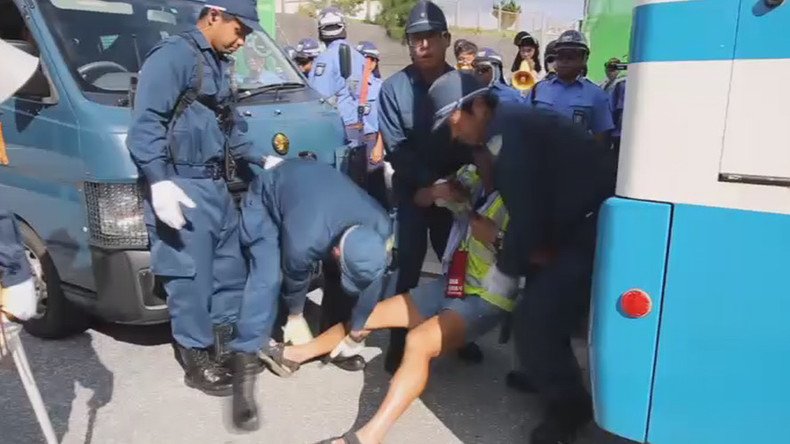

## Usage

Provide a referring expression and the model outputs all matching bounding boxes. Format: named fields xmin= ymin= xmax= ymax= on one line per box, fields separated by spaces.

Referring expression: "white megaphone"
xmin=0 ymin=38 xmax=39 ymax=103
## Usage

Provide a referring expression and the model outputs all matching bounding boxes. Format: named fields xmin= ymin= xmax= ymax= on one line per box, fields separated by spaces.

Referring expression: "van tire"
xmin=18 ymin=222 xmax=90 ymax=339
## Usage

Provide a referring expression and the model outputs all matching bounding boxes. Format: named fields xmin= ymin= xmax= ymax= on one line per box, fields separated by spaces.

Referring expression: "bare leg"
xmin=284 ymin=293 xmax=425 ymax=364
xmin=349 ymin=310 xmax=468 ymax=444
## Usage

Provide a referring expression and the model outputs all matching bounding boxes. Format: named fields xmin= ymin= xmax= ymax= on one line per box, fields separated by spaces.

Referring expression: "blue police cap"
xmin=204 ymin=0 xmax=262 ymax=31
xmin=318 ymin=7 xmax=347 ymax=39
xmin=356 ymin=41 xmax=380 ymax=60
xmin=296 ymin=37 xmax=321 ymax=59
xmin=475 ymin=47 xmax=503 ymax=66
xmin=338 ymin=226 xmax=388 ymax=296
xmin=429 ymin=70 xmax=489 ymax=131
xmin=554 ymin=30 xmax=589 ymax=52
xmin=406 ymin=1 xmax=448 ymax=34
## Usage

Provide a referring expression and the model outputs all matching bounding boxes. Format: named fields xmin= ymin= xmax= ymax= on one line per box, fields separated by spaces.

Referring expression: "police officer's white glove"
xmin=329 ymin=334 xmax=365 ymax=360
xmin=150 ymin=181 xmax=196 ymax=230
xmin=483 ymin=265 xmax=519 ymax=298
xmin=282 ymin=315 xmax=313 ymax=345
xmin=1 ymin=278 xmax=37 ymax=322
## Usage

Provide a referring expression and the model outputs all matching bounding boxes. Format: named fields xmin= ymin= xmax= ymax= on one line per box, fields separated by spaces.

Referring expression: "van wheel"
xmin=18 ymin=222 xmax=90 ymax=339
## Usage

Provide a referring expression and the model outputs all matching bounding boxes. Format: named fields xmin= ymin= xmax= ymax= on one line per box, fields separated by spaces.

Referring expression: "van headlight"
xmin=84 ymin=182 xmax=148 ymax=249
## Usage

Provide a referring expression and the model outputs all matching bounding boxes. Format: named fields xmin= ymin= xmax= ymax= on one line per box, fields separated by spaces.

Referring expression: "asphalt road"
xmin=1 ymin=259 xmax=609 ymax=444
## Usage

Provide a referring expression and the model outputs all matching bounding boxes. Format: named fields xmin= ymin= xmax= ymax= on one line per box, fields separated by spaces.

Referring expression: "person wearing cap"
xmin=416 ymin=70 xmax=612 ymax=443
xmin=527 ymin=30 xmax=613 ymax=145
xmin=294 ymin=37 xmax=321 ymax=76
xmin=355 ymin=40 xmax=389 ymax=210
xmin=511 ymin=31 xmax=542 ymax=79
xmin=126 ymin=1 xmax=270 ymax=429
xmin=250 ymin=159 xmax=394 ymax=376
xmin=308 ymin=7 xmax=367 ymax=143
xmin=0 ymin=38 xmax=39 ymax=324
xmin=378 ymin=0 xmax=484 ymax=374
xmin=453 ymin=39 xmax=478 ymax=72
xmin=473 ymin=47 xmax=524 ymax=104
xmin=600 ymin=57 xmax=623 ymax=93
xmin=543 ymin=39 xmax=558 ymax=80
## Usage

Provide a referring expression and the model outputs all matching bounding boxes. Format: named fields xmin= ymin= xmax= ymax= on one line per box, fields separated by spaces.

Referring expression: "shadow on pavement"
xmin=93 ymin=321 xmax=173 ymax=347
xmin=0 ymin=332 xmax=113 ymax=444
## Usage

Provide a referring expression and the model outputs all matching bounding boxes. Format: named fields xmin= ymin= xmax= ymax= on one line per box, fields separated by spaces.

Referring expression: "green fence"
xmin=582 ymin=0 xmax=633 ymax=83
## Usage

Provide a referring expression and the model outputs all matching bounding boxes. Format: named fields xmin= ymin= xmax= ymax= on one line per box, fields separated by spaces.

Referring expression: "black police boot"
xmin=232 ymin=352 xmax=261 ymax=432
xmin=384 ymin=328 xmax=407 ymax=374
xmin=457 ymin=342 xmax=484 ymax=363
xmin=531 ymin=394 xmax=593 ymax=444
xmin=506 ymin=370 xmax=537 ymax=393
xmin=176 ymin=344 xmax=232 ymax=397
xmin=212 ymin=324 xmax=235 ymax=369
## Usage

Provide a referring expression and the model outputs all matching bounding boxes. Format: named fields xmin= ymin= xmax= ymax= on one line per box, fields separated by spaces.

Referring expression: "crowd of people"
xmin=0 ymin=1 xmax=627 ymax=443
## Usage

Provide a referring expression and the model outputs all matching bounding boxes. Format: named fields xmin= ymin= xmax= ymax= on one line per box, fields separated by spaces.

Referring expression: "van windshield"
xmin=37 ymin=0 xmax=303 ymax=95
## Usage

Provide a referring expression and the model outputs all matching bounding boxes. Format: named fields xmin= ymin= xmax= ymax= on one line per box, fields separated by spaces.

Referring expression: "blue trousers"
xmin=145 ymin=178 xmax=247 ymax=351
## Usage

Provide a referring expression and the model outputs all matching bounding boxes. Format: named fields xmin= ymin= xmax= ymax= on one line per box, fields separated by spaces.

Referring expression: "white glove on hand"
xmin=1 ymin=278 xmax=37 ymax=321
xmin=150 ymin=181 xmax=196 ymax=230
xmin=329 ymin=334 xmax=365 ymax=360
xmin=483 ymin=266 xmax=519 ymax=298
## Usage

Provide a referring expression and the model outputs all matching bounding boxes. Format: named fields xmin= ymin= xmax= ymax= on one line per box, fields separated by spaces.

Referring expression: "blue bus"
xmin=589 ymin=0 xmax=790 ymax=443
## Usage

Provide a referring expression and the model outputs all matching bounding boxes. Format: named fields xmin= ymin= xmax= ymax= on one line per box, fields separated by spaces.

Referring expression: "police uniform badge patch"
xmin=315 ymin=63 xmax=326 ymax=76
xmin=363 ymin=103 xmax=372 ymax=115
xmin=572 ymin=109 xmax=588 ymax=127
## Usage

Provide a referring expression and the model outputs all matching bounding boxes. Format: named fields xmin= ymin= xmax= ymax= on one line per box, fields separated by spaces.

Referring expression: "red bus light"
xmin=620 ymin=289 xmax=652 ymax=318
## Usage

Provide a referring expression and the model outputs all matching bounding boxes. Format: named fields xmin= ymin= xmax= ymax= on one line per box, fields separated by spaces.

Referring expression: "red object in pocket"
xmin=446 ymin=250 xmax=468 ymax=298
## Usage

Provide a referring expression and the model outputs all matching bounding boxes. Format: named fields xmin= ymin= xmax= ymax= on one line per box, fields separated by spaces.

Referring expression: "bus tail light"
xmin=620 ymin=289 xmax=652 ymax=318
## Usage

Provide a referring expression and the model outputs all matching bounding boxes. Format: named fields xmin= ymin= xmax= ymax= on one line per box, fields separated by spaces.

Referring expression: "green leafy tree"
xmin=301 ymin=1 xmax=367 ymax=18
xmin=377 ymin=0 xmax=419 ymax=41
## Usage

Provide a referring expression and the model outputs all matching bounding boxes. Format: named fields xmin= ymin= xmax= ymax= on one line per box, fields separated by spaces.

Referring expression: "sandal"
xmin=258 ymin=343 xmax=300 ymax=378
xmin=316 ymin=431 xmax=362 ymax=444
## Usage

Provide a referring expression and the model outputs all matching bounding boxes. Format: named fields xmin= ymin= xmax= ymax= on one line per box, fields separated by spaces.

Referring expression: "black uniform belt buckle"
xmin=204 ymin=163 xmax=225 ymax=180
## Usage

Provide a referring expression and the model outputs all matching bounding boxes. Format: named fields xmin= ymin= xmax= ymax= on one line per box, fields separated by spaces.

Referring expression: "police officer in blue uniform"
xmin=308 ymin=8 xmax=367 ymax=143
xmin=245 ymin=159 xmax=393 ymax=374
xmin=294 ymin=37 xmax=321 ymax=76
xmin=472 ymin=47 xmax=525 ymax=104
xmin=127 ymin=0 xmax=269 ymax=430
xmin=423 ymin=70 xmax=613 ymax=444
xmin=610 ymin=76 xmax=627 ymax=153
xmin=356 ymin=40 xmax=389 ymax=210
xmin=528 ymin=30 xmax=613 ymax=145
xmin=378 ymin=0 xmax=483 ymax=373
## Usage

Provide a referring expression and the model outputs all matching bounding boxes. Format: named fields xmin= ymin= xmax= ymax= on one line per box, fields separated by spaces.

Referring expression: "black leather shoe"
xmin=176 ymin=344 xmax=232 ymax=397
xmin=327 ymin=354 xmax=366 ymax=372
xmin=457 ymin=342 xmax=484 ymax=363
xmin=232 ymin=353 xmax=261 ymax=432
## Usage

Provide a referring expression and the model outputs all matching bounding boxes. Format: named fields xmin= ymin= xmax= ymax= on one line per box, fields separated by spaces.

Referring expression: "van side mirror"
xmin=339 ymin=43 xmax=351 ymax=80
xmin=8 ymin=40 xmax=51 ymax=99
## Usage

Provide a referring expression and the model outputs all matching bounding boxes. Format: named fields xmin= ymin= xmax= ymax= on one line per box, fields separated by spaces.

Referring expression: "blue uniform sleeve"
xmin=378 ymin=80 xmax=436 ymax=189
xmin=364 ymin=78 xmax=382 ymax=134
xmin=0 ymin=211 xmax=32 ymax=288
xmin=127 ymin=41 xmax=192 ymax=184
xmin=280 ymin=227 xmax=321 ymax=309
xmin=591 ymin=86 xmax=615 ymax=135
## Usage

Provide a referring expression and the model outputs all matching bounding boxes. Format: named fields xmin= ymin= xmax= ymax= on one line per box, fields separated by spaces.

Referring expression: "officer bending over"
xmin=127 ymin=0 xmax=269 ymax=430
xmin=247 ymin=159 xmax=393 ymax=374
xmin=528 ymin=30 xmax=613 ymax=145
xmin=266 ymin=71 xmax=515 ymax=444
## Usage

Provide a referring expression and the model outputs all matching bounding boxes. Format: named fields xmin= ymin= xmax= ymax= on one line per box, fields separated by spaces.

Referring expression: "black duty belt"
xmin=170 ymin=162 xmax=227 ymax=180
